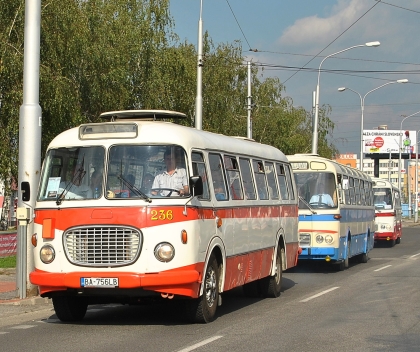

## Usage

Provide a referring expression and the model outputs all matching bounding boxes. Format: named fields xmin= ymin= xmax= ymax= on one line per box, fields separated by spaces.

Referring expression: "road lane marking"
xmin=177 ymin=336 xmax=223 ymax=352
xmin=10 ymin=325 xmax=36 ymax=329
xmin=409 ymin=253 xmax=420 ymax=258
xmin=374 ymin=265 xmax=392 ymax=272
xmin=360 ymin=296 xmax=401 ymax=304
xmin=300 ymin=287 xmax=339 ymax=303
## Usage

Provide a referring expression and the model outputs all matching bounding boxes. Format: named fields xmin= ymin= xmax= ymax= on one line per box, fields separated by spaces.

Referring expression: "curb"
xmin=0 ymin=296 xmax=51 ymax=306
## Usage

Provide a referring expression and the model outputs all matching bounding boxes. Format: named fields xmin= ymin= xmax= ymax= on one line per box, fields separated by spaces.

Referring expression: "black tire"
xmin=359 ymin=252 xmax=368 ymax=263
xmin=187 ymin=254 xmax=219 ymax=323
xmin=52 ymin=296 xmax=88 ymax=322
xmin=344 ymin=241 xmax=350 ymax=268
xmin=390 ymin=239 xmax=396 ymax=247
xmin=396 ymin=237 xmax=401 ymax=244
xmin=259 ymin=246 xmax=283 ymax=298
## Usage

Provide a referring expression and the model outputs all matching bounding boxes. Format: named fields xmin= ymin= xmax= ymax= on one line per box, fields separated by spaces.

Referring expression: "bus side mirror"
xmin=189 ymin=175 xmax=203 ymax=197
xmin=21 ymin=181 xmax=30 ymax=202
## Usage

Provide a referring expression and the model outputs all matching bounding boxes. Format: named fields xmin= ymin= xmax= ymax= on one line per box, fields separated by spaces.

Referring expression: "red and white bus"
xmin=372 ymin=178 xmax=402 ymax=246
xmin=29 ymin=110 xmax=299 ymax=323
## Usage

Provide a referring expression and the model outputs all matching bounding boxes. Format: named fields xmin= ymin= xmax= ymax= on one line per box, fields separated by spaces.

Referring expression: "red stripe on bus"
xmin=34 ymin=204 xmax=297 ymax=232
xmin=375 ymin=212 xmax=396 ymax=217
xmin=299 ymin=229 xmax=337 ymax=234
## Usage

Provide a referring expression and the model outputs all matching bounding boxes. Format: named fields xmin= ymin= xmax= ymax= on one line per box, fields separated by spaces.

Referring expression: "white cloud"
xmin=278 ymin=0 xmax=369 ymax=47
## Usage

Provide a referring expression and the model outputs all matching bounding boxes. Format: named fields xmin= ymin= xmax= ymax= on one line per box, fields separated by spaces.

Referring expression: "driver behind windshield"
xmin=309 ymin=182 xmax=334 ymax=207
xmin=151 ymin=149 xmax=189 ymax=196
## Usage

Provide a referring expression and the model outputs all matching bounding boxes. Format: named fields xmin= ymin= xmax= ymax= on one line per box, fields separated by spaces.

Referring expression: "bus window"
xmin=192 ymin=152 xmax=210 ymax=200
xmin=224 ymin=155 xmax=243 ymax=200
xmin=276 ymin=163 xmax=289 ymax=200
xmin=239 ymin=158 xmax=256 ymax=200
xmin=265 ymin=162 xmax=279 ymax=200
xmin=348 ymin=177 xmax=355 ymax=205
xmin=209 ymin=153 xmax=228 ymax=201
xmin=285 ymin=165 xmax=296 ymax=201
xmin=253 ymin=160 xmax=268 ymax=200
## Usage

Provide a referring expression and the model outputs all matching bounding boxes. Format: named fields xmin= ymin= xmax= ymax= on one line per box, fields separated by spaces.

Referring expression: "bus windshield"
xmin=37 ymin=144 xmax=189 ymax=202
xmin=373 ymin=188 xmax=393 ymax=210
xmin=294 ymin=172 xmax=337 ymax=208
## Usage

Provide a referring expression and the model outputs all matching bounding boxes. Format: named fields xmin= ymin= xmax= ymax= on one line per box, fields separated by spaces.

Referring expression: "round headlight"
xmin=154 ymin=242 xmax=175 ymax=262
xmin=315 ymin=235 xmax=324 ymax=244
xmin=325 ymin=235 xmax=334 ymax=244
xmin=40 ymin=245 xmax=55 ymax=264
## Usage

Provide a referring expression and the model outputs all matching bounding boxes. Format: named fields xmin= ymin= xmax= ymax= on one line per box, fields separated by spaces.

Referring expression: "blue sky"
xmin=169 ymin=0 xmax=420 ymax=156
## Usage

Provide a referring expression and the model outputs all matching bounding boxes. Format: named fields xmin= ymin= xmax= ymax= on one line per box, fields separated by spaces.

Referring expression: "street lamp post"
xmin=312 ymin=41 xmax=380 ymax=154
xmin=398 ymin=110 xmax=420 ymax=195
xmin=416 ymin=130 xmax=420 ymax=222
xmin=338 ymin=79 xmax=408 ymax=171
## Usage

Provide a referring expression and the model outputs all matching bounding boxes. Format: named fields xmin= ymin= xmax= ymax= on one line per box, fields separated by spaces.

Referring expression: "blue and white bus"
xmin=287 ymin=154 xmax=375 ymax=270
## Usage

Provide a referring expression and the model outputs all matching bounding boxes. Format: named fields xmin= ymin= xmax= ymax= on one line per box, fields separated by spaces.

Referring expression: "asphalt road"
xmin=0 ymin=227 xmax=419 ymax=352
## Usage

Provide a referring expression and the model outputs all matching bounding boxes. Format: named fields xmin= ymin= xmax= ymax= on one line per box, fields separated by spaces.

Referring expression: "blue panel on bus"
xmin=298 ymin=247 xmax=338 ymax=260
xmin=298 ymin=214 xmax=337 ymax=221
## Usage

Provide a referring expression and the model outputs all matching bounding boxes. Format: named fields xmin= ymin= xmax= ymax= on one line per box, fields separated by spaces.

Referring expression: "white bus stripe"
xmin=374 ymin=265 xmax=392 ymax=272
xmin=300 ymin=287 xmax=339 ymax=302
xmin=177 ymin=336 xmax=223 ymax=352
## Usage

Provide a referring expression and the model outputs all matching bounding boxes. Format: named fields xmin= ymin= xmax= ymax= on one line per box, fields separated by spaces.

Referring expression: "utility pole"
xmin=17 ymin=0 xmax=42 ymax=298
xmin=247 ymin=61 xmax=252 ymax=139
xmin=195 ymin=0 xmax=203 ymax=130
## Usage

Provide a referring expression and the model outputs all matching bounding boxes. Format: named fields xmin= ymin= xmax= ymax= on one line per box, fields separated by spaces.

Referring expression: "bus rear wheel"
xmin=52 ymin=296 xmax=88 ymax=322
xmin=259 ymin=246 xmax=283 ymax=298
xmin=186 ymin=254 xmax=219 ymax=323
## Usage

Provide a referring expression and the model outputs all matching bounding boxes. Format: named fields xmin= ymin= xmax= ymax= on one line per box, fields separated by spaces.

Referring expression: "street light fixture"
xmin=312 ymin=41 xmax=380 ymax=154
xmin=338 ymin=79 xmax=408 ymax=171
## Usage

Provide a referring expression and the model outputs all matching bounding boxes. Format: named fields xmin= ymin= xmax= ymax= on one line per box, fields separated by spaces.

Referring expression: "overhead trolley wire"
xmin=282 ymin=1 xmax=383 ymax=85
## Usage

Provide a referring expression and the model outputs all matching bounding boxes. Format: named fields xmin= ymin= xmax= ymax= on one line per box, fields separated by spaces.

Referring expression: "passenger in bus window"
xmin=211 ymin=170 xmax=227 ymax=200
xmin=90 ymin=170 xmax=103 ymax=198
xmin=141 ymin=173 xmax=154 ymax=195
xmin=59 ymin=163 xmax=92 ymax=199
xmin=309 ymin=182 xmax=334 ymax=207
xmin=120 ymin=174 xmax=135 ymax=198
xmin=151 ymin=150 xmax=189 ymax=196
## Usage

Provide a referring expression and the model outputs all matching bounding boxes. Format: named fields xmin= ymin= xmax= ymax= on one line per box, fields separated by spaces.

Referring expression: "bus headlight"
xmin=154 ymin=242 xmax=175 ymax=262
xmin=315 ymin=235 xmax=324 ymax=244
xmin=40 ymin=245 xmax=55 ymax=264
xmin=325 ymin=235 xmax=334 ymax=244
xmin=380 ymin=224 xmax=392 ymax=230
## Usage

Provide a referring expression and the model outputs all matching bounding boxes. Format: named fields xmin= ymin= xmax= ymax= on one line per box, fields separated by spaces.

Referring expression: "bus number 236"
xmin=151 ymin=209 xmax=174 ymax=221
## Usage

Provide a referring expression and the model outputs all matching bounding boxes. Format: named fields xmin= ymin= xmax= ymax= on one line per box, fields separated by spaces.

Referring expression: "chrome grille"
xmin=64 ymin=226 xmax=142 ymax=267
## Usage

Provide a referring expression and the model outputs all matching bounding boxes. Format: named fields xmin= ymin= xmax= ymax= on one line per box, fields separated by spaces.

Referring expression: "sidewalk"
xmin=0 ymin=219 xmax=418 ymax=305
xmin=0 ymin=267 xmax=51 ymax=306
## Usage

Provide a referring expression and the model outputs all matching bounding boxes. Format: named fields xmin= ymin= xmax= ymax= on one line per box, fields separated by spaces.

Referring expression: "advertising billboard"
xmin=363 ymin=130 xmax=417 ymax=154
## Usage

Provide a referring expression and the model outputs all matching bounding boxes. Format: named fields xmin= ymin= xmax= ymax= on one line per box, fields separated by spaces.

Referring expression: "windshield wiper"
xmin=299 ymin=196 xmax=317 ymax=214
xmin=118 ymin=175 xmax=151 ymax=203
xmin=56 ymin=163 xmax=86 ymax=206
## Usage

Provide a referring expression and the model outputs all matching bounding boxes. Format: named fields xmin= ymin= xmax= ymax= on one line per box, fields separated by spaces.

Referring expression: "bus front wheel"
xmin=52 ymin=296 xmax=88 ymax=322
xmin=187 ymin=254 xmax=219 ymax=323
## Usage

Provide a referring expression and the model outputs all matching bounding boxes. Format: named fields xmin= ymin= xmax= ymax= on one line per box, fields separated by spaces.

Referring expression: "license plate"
xmin=81 ymin=278 xmax=119 ymax=287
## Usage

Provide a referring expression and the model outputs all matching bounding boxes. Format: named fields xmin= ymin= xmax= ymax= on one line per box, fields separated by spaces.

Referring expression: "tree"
xmin=0 ymin=0 xmax=338 ymax=202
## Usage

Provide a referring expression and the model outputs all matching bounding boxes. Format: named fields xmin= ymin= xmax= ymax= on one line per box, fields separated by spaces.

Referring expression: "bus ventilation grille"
xmin=64 ymin=226 xmax=142 ymax=267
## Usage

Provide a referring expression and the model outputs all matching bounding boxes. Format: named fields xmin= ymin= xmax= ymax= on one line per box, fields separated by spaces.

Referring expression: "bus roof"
xmin=371 ymin=177 xmax=399 ymax=190
xmin=99 ymin=109 xmax=187 ymax=121
xmin=48 ymin=111 xmax=288 ymax=163
xmin=287 ymin=154 xmax=372 ymax=182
